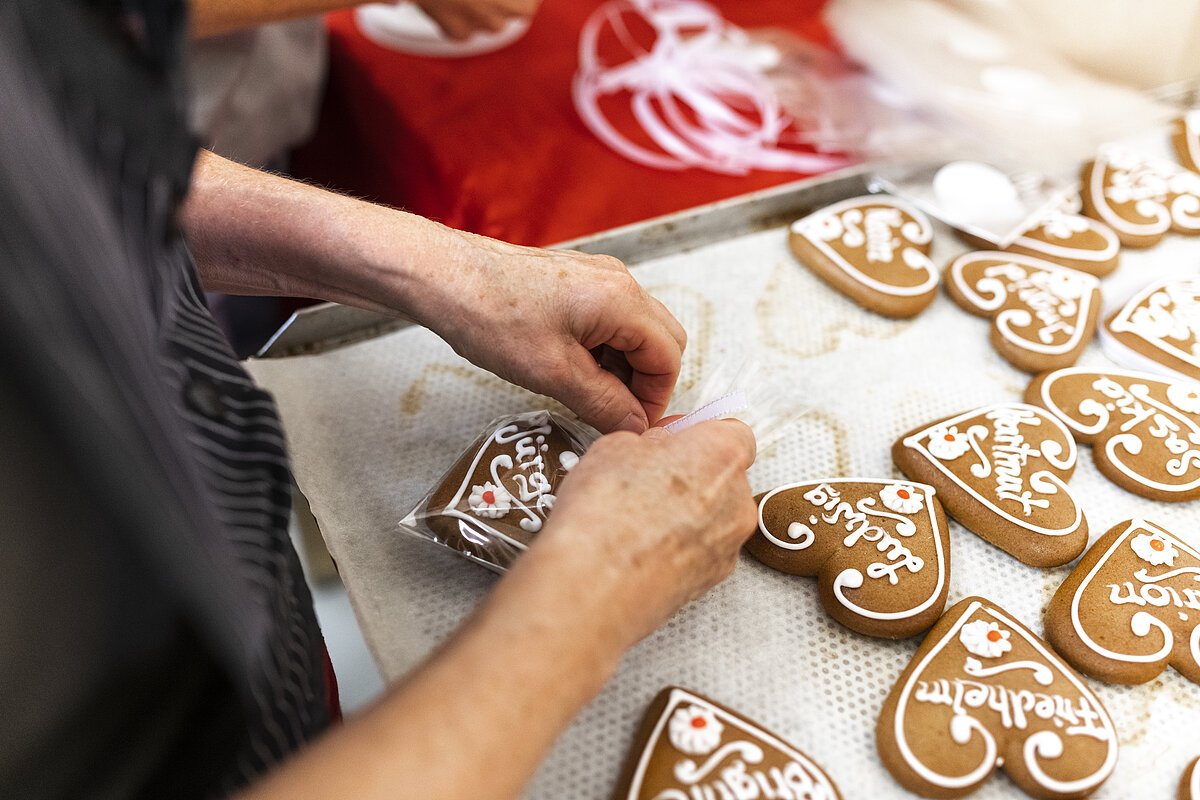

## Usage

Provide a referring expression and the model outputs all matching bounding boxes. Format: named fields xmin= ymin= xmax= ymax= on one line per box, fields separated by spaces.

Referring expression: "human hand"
xmin=408 ymin=230 xmax=687 ymax=434
xmin=517 ymin=419 xmax=758 ymax=649
xmin=413 ymin=0 xmax=539 ymax=40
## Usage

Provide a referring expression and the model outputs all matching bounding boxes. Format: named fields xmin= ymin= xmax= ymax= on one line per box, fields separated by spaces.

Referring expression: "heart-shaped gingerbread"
xmin=1104 ymin=278 xmax=1200 ymax=384
xmin=1172 ymin=111 xmax=1200 ymax=174
xmin=1045 ymin=519 xmax=1200 ymax=686
xmin=877 ymin=596 xmax=1119 ymax=800
xmin=788 ymin=195 xmax=938 ymax=318
xmin=893 ymin=403 xmax=1088 ymax=567
xmin=1026 ymin=367 xmax=1200 ymax=501
xmin=1182 ymin=756 xmax=1200 ymax=800
xmin=746 ymin=479 xmax=950 ymax=639
xmin=1007 ymin=196 xmax=1121 ymax=277
xmin=612 ymin=687 xmax=842 ymax=800
xmin=1080 ymin=148 xmax=1200 ymax=248
xmin=403 ymin=411 xmax=592 ymax=571
xmin=946 ymin=252 xmax=1102 ymax=373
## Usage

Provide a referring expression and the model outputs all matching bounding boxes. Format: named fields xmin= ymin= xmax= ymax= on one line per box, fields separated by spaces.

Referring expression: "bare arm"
xmin=181 ymin=151 xmax=687 ymax=433
xmin=240 ymin=421 xmax=759 ymax=800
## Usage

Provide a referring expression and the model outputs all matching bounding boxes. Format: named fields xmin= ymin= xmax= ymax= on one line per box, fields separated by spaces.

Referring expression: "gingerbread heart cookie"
xmin=788 ymin=195 xmax=938 ymax=318
xmin=1181 ymin=756 xmax=1200 ymax=800
xmin=1045 ymin=519 xmax=1200 ymax=687
xmin=612 ymin=687 xmax=842 ymax=800
xmin=402 ymin=411 xmax=592 ymax=571
xmin=1026 ymin=367 xmax=1200 ymax=501
xmin=1080 ymin=148 xmax=1200 ymax=248
xmin=946 ymin=252 xmax=1102 ymax=373
xmin=877 ymin=597 xmax=1119 ymax=800
xmin=1007 ymin=196 xmax=1121 ymax=277
xmin=1104 ymin=278 xmax=1200 ymax=383
xmin=1172 ymin=111 xmax=1200 ymax=174
xmin=893 ymin=403 xmax=1088 ymax=567
xmin=747 ymin=479 xmax=950 ymax=639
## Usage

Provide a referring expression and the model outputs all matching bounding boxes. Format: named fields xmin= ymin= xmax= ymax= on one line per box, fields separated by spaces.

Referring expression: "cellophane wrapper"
xmin=397 ymin=410 xmax=597 ymax=573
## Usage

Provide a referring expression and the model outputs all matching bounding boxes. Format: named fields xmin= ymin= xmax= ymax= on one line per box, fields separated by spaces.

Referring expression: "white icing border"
xmin=902 ymin=403 xmax=1082 ymax=537
xmin=892 ymin=599 xmax=1118 ymax=793
xmin=1068 ymin=518 xmax=1200 ymax=665
xmin=1036 ymin=367 xmax=1200 ymax=495
xmin=1185 ymin=112 xmax=1200 ymax=174
xmin=756 ymin=478 xmax=947 ymax=622
xmin=1012 ymin=214 xmax=1120 ymax=263
xmin=1086 ymin=149 xmax=1171 ymax=239
xmin=948 ymin=252 xmax=1100 ymax=356
xmin=791 ymin=196 xmax=939 ymax=298
xmin=625 ymin=687 xmax=839 ymax=800
xmin=1106 ymin=278 xmax=1200 ymax=375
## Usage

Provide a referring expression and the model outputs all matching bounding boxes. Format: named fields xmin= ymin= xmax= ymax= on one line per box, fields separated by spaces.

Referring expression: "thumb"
xmin=559 ymin=347 xmax=650 ymax=434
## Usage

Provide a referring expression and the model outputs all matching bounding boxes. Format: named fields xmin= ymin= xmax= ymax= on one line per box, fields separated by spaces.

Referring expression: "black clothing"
xmin=0 ymin=1 xmax=331 ymax=796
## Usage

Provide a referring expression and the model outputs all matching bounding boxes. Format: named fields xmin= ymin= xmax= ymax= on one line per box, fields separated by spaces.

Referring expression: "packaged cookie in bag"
xmin=399 ymin=410 xmax=596 ymax=571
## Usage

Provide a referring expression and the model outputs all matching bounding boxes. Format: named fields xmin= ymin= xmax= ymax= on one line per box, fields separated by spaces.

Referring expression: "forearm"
xmin=190 ymin=0 xmax=360 ymax=38
xmin=241 ymin=533 xmax=627 ymax=800
xmin=180 ymin=151 xmax=460 ymax=319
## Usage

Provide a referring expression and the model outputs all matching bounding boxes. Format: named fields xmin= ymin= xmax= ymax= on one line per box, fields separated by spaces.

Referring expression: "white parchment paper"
xmin=247 ymin=193 xmax=1200 ymax=799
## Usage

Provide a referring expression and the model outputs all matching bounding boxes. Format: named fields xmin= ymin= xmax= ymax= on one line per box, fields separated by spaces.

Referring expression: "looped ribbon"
xmin=664 ymin=390 xmax=748 ymax=432
xmin=573 ymin=0 xmax=849 ymax=176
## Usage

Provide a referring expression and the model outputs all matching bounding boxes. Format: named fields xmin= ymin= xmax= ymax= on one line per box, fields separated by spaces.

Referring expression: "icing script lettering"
xmin=800 ymin=483 xmax=924 ymax=584
xmin=1108 ymin=581 xmax=1200 ymax=610
xmin=655 ymin=754 xmax=830 ymax=800
xmin=985 ymin=407 xmax=1049 ymax=516
xmin=487 ymin=423 xmax=556 ymax=531
xmin=1087 ymin=378 xmax=1200 ymax=479
xmin=864 ymin=208 xmax=903 ymax=263
xmin=984 ymin=264 xmax=1081 ymax=343
xmin=913 ymin=678 xmax=1110 ymax=741
xmin=1112 ymin=281 xmax=1200 ymax=367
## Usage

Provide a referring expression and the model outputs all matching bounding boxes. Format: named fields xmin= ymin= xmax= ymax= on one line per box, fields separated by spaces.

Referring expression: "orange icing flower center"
xmin=943 ymin=434 xmax=955 ymax=441
xmin=482 ymin=490 xmax=496 ymax=505
xmin=897 ymin=489 xmax=910 ymax=499
xmin=1151 ymin=539 xmax=1165 ymax=551
xmin=690 ymin=717 xmax=707 ymax=729
xmin=986 ymin=630 xmax=1002 ymax=642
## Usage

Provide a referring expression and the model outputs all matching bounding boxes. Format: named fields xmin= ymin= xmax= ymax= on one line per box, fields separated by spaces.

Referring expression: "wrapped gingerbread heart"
xmin=399 ymin=411 xmax=596 ymax=571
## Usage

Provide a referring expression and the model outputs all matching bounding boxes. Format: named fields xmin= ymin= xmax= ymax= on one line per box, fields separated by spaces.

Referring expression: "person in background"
xmin=0 ymin=2 xmax=758 ymax=799
xmin=188 ymin=0 xmax=540 ymax=354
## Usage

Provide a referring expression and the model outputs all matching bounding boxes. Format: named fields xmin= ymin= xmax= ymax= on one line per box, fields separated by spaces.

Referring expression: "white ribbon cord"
xmin=664 ymin=390 xmax=749 ymax=433
xmin=573 ymin=0 xmax=849 ymax=175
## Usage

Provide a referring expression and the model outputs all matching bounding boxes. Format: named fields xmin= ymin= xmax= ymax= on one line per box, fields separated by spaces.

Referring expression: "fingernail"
xmin=614 ymin=411 xmax=647 ymax=434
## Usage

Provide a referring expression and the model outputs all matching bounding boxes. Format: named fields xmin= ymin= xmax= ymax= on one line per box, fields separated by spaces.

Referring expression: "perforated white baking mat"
xmin=247 ymin=202 xmax=1200 ymax=799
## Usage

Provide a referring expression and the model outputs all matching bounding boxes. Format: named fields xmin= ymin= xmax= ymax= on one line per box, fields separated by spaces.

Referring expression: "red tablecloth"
xmin=292 ymin=0 xmax=834 ymax=246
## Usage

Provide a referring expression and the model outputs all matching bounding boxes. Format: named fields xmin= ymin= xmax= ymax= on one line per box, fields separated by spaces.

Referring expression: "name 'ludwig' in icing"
xmin=748 ymin=479 xmax=950 ymax=638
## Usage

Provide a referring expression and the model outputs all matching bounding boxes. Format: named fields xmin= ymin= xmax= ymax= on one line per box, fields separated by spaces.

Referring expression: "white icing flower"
xmin=927 ymin=426 xmax=972 ymax=461
xmin=880 ymin=484 xmax=925 ymax=514
xmin=1167 ymin=382 xmax=1200 ymax=415
xmin=467 ymin=482 xmax=512 ymax=519
xmin=1130 ymin=531 xmax=1178 ymax=567
xmin=959 ymin=620 xmax=1012 ymax=659
xmin=805 ymin=212 xmax=844 ymax=242
xmin=667 ymin=704 xmax=724 ymax=756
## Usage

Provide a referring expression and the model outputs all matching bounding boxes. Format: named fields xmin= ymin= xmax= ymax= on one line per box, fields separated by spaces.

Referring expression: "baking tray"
xmin=256 ymin=166 xmax=874 ymax=359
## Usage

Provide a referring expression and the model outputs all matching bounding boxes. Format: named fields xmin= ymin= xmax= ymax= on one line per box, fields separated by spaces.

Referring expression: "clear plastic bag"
xmin=398 ymin=410 xmax=597 ymax=573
